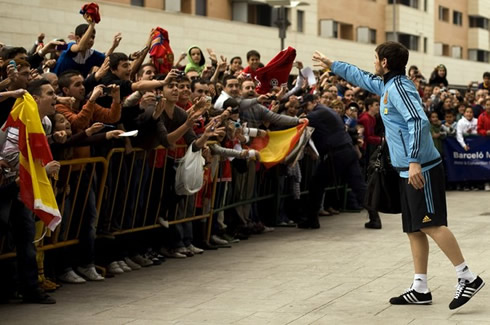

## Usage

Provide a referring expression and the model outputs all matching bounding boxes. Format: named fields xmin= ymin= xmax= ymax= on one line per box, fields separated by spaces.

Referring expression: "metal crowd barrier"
xmin=0 ymin=145 xmax=350 ymax=260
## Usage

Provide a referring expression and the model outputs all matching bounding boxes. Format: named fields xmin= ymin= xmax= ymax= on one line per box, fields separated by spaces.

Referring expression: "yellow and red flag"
xmin=3 ymin=94 xmax=61 ymax=231
xmin=249 ymin=123 xmax=307 ymax=169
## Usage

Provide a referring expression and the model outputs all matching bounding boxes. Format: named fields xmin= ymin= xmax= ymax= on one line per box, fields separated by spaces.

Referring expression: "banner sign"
xmin=443 ymin=136 xmax=490 ymax=182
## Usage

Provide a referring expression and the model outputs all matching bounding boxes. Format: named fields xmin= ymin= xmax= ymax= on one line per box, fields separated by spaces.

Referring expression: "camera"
xmin=55 ymin=43 xmax=68 ymax=51
xmin=155 ymin=95 xmax=162 ymax=102
xmin=102 ymin=86 xmax=112 ymax=96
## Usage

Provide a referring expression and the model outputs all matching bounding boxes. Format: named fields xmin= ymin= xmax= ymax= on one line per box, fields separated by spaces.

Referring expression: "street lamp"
xmin=266 ymin=0 xmax=309 ymax=51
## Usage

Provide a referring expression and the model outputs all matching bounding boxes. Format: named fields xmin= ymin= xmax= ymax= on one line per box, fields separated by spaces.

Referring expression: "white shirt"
xmin=456 ymin=117 xmax=478 ymax=149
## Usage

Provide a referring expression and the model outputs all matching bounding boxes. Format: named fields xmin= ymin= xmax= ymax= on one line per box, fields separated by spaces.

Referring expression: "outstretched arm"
xmin=312 ymin=51 xmax=384 ymax=96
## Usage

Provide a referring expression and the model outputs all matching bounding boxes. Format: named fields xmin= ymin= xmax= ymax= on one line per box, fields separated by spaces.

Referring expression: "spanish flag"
xmin=3 ymin=94 xmax=61 ymax=231
xmin=249 ymin=123 xmax=307 ymax=168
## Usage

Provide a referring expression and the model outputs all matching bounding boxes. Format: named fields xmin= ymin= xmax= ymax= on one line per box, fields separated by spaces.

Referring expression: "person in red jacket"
xmin=358 ymin=97 xmax=382 ymax=153
xmin=477 ymin=98 xmax=490 ymax=191
xmin=242 ymin=50 xmax=260 ymax=81
xmin=477 ymin=98 xmax=490 ymax=136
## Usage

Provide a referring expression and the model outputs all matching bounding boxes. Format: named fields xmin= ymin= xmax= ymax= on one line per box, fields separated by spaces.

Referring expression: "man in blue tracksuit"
xmin=312 ymin=41 xmax=484 ymax=310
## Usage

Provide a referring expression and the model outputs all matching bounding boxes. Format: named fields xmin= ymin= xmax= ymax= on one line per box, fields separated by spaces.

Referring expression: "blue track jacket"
xmin=331 ymin=61 xmax=441 ymax=178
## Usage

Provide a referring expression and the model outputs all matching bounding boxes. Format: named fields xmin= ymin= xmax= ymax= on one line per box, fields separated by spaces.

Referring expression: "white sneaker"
xmin=131 ymin=254 xmax=153 ymax=267
xmin=263 ymin=226 xmax=275 ymax=233
xmin=211 ymin=235 xmax=229 ymax=245
xmin=118 ymin=260 xmax=132 ymax=272
xmin=107 ymin=261 xmax=124 ymax=275
xmin=160 ymin=247 xmax=187 ymax=258
xmin=59 ymin=270 xmax=86 ymax=284
xmin=76 ymin=266 xmax=104 ymax=281
xmin=124 ymin=257 xmax=142 ymax=270
xmin=176 ymin=246 xmax=193 ymax=257
xmin=485 ymin=183 xmax=490 ymax=191
xmin=186 ymin=244 xmax=204 ymax=255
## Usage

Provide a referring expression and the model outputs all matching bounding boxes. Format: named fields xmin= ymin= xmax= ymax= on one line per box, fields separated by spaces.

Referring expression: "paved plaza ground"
xmin=1 ymin=191 xmax=489 ymax=324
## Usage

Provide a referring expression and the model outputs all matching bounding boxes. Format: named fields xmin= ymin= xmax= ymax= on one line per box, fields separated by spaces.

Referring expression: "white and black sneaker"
xmin=389 ymin=288 xmax=432 ymax=305
xmin=449 ymin=276 xmax=485 ymax=310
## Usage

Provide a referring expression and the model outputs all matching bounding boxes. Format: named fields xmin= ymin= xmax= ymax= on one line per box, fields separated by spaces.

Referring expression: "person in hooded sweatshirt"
xmin=184 ymin=46 xmax=205 ymax=76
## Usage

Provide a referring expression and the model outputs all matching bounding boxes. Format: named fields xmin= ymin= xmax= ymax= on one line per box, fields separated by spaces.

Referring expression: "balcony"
xmin=468 ymin=28 xmax=490 ymax=50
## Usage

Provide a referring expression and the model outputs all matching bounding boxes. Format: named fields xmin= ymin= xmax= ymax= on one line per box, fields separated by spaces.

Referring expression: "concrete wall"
xmin=0 ymin=0 xmax=487 ymax=85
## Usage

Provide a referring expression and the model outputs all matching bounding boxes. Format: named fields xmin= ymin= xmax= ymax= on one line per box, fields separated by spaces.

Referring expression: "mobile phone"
xmin=103 ymin=86 xmax=112 ymax=96
xmin=268 ymin=95 xmax=277 ymax=101
xmin=9 ymin=60 xmax=17 ymax=72
xmin=55 ymin=43 xmax=68 ymax=51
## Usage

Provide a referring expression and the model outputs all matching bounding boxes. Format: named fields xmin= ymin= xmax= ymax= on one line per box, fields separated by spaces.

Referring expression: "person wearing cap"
xmin=297 ymin=94 xmax=381 ymax=229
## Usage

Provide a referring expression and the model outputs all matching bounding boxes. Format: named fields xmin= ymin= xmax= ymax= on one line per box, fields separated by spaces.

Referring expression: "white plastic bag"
xmin=175 ymin=144 xmax=205 ymax=196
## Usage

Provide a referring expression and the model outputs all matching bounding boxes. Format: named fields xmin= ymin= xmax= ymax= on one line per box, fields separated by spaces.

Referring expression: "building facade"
xmin=0 ymin=0 xmax=488 ymax=84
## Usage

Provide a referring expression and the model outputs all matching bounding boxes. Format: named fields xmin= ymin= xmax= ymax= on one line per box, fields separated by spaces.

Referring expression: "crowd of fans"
xmin=1 ymin=10 xmax=490 ymax=305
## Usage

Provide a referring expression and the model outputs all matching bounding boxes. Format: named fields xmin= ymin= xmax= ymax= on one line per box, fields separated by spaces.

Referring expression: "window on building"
xmin=442 ymin=44 xmax=450 ymax=56
xmin=438 ymin=6 xmax=449 ymax=22
xmin=357 ymin=27 xmax=376 ymax=44
xmin=255 ymin=4 xmax=273 ymax=26
xmin=196 ymin=0 xmax=206 ymax=16
xmin=468 ymin=49 xmax=489 ymax=62
xmin=320 ymin=20 xmax=338 ymax=38
xmin=297 ymin=10 xmax=304 ymax=33
xmin=423 ymin=0 xmax=427 ymax=12
xmin=339 ymin=23 xmax=354 ymax=41
xmin=434 ymin=43 xmax=450 ymax=56
xmin=131 ymin=0 xmax=144 ymax=6
xmin=469 ymin=16 xmax=489 ymax=29
xmin=453 ymin=11 xmax=462 ymax=26
xmin=452 ymin=46 xmax=462 ymax=59
xmin=434 ymin=43 xmax=442 ymax=56
xmin=388 ymin=0 xmax=418 ymax=9
xmin=388 ymin=32 xmax=419 ymax=51
xmin=232 ymin=3 xmax=288 ymax=28
xmin=232 ymin=2 xmax=248 ymax=22
xmin=423 ymin=37 xmax=427 ymax=53
xmin=165 ymin=0 xmax=181 ymax=12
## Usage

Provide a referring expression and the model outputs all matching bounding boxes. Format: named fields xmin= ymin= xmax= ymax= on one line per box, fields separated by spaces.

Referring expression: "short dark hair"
xmin=246 ymin=50 xmax=260 ymax=61
xmin=223 ymin=74 xmax=238 ymax=88
xmin=27 ymin=78 xmax=51 ymax=97
xmin=177 ymin=75 xmax=191 ymax=84
xmin=364 ymin=97 xmax=377 ymax=109
xmin=6 ymin=47 xmax=27 ymax=60
xmin=191 ymin=78 xmax=209 ymax=92
xmin=1 ymin=59 xmax=30 ymax=79
xmin=230 ymin=56 xmax=242 ymax=64
xmin=58 ymin=70 xmax=82 ymax=93
xmin=444 ymin=110 xmax=455 ymax=116
xmin=109 ymin=52 xmax=129 ymax=71
xmin=483 ymin=72 xmax=490 ymax=79
xmin=223 ymin=98 xmax=239 ymax=110
xmin=75 ymin=24 xmax=92 ymax=38
xmin=375 ymin=41 xmax=409 ymax=71
xmin=137 ymin=63 xmax=156 ymax=77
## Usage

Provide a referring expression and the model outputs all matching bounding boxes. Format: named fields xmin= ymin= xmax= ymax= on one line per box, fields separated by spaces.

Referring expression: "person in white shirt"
xmin=456 ymin=107 xmax=478 ymax=151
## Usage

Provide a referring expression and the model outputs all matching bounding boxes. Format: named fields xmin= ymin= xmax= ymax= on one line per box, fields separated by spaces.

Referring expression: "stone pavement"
xmin=1 ymin=191 xmax=489 ymax=325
